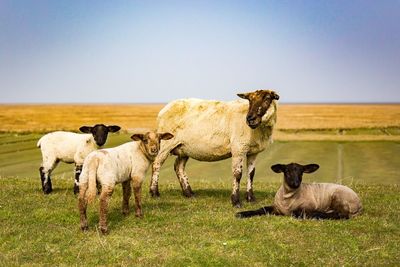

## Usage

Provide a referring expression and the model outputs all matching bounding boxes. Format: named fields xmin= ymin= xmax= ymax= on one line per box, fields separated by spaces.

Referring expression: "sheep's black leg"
xmin=308 ymin=211 xmax=349 ymax=220
xmin=236 ymin=206 xmax=274 ymax=218
xmin=39 ymin=166 xmax=53 ymax=194
xmin=74 ymin=165 xmax=82 ymax=195
xmin=292 ymin=210 xmax=348 ymax=220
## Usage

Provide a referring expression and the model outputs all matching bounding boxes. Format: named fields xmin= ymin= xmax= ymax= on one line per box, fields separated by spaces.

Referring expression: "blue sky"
xmin=1 ymin=0 xmax=399 ymax=103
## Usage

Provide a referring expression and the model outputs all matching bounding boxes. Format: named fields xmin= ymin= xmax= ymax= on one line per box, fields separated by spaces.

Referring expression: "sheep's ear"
xmin=131 ymin=134 xmax=144 ymax=141
xmin=271 ymin=91 xmax=280 ymax=100
xmin=237 ymin=93 xmax=249 ymax=100
xmin=160 ymin=132 xmax=174 ymax=140
xmin=271 ymin=164 xmax=285 ymax=173
xmin=303 ymin=164 xmax=319 ymax=173
xmin=108 ymin=125 xmax=121 ymax=133
xmin=79 ymin=126 xmax=92 ymax=133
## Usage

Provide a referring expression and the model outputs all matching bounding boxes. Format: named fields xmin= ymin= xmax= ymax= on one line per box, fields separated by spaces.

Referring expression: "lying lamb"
xmin=236 ymin=163 xmax=362 ymax=219
xmin=37 ymin=124 xmax=121 ymax=194
xmin=78 ymin=131 xmax=173 ymax=234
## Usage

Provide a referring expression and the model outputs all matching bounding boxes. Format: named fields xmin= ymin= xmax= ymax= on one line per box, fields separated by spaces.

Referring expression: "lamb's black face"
xmin=237 ymin=90 xmax=279 ymax=129
xmin=271 ymin=163 xmax=319 ymax=189
xmin=79 ymin=124 xmax=121 ymax=146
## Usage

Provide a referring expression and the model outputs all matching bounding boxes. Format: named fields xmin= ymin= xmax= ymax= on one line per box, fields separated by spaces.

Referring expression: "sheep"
xmin=37 ymin=124 xmax=121 ymax=194
xmin=149 ymin=89 xmax=279 ymax=207
xmin=78 ymin=131 xmax=174 ymax=234
xmin=236 ymin=163 xmax=362 ymax=219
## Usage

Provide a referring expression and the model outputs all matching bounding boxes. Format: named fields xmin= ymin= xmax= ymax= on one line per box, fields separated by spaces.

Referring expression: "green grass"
xmin=0 ymin=133 xmax=399 ymax=266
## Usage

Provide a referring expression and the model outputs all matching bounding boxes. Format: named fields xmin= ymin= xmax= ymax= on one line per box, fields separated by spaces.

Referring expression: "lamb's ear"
xmin=159 ymin=132 xmax=174 ymax=140
xmin=271 ymin=91 xmax=280 ymax=100
xmin=271 ymin=164 xmax=285 ymax=173
xmin=303 ymin=164 xmax=319 ymax=173
xmin=79 ymin=126 xmax=92 ymax=133
xmin=108 ymin=125 xmax=121 ymax=133
xmin=131 ymin=134 xmax=144 ymax=141
xmin=237 ymin=93 xmax=249 ymax=100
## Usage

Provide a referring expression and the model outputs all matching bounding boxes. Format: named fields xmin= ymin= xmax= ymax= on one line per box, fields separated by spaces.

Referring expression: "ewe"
xmin=150 ymin=89 xmax=279 ymax=207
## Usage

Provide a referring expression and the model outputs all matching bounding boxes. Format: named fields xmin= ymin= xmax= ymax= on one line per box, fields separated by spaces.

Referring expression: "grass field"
xmin=0 ymin=133 xmax=399 ymax=265
xmin=0 ymin=104 xmax=399 ymax=265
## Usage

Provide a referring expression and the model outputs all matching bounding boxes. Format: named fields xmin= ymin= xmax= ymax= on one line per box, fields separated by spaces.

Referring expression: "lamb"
xmin=236 ymin=163 xmax=362 ymax=219
xmin=37 ymin=124 xmax=121 ymax=194
xmin=149 ymin=89 xmax=279 ymax=207
xmin=78 ymin=131 xmax=174 ymax=234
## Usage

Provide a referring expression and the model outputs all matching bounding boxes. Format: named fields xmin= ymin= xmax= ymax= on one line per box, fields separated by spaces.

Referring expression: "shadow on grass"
xmin=84 ymin=198 xmax=187 ymax=232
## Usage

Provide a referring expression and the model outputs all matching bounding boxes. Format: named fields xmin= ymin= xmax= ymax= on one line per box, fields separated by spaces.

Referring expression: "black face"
xmin=79 ymin=124 xmax=121 ymax=146
xmin=271 ymin=163 xmax=319 ymax=189
xmin=237 ymin=89 xmax=279 ymax=129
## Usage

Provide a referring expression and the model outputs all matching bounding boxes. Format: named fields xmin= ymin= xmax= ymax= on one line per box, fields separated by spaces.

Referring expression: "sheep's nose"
xmin=247 ymin=114 xmax=258 ymax=123
xmin=151 ymin=148 xmax=158 ymax=153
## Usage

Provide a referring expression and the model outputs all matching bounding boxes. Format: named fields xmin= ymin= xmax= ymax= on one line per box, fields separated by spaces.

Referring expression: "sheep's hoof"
xmin=135 ymin=212 xmax=143 ymax=218
xmin=149 ymin=187 xmax=160 ymax=197
xmin=246 ymin=191 xmax=256 ymax=202
xmin=73 ymin=185 xmax=80 ymax=195
xmin=122 ymin=209 xmax=130 ymax=216
xmin=235 ymin=212 xmax=244 ymax=218
xmin=150 ymin=190 xmax=160 ymax=197
xmin=233 ymin=202 xmax=242 ymax=208
xmin=183 ymin=189 xmax=195 ymax=198
xmin=80 ymin=225 xmax=89 ymax=232
xmin=100 ymin=226 xmax=108 ymax=235
xmin=43 ymin=187 xmax=53 ymax=194
xmin=231 ymin=194 xmax=241 ymax=208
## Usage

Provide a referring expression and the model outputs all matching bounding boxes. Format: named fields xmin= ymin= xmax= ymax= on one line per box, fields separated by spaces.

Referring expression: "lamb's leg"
xmin=122 ymin=180 xmax=131 ymax=215
xmin=246 ymin=154 xmax=257 ymax=202
xmin=132 ymin=178 xmax=143 ymax=218
xmin=39 ymin=157 xmax=58 ymax=194
xmin=231 ymin=155 xmax=245 ymax=208
xmin=99 ymin=186 xmax=114 ymax=234
xmin=236 ymin=206 xmax=275 ymax=218
xmin=73 ymin=164 xmax=82 ymax=195
xmin=149 ymin=148 xmax=171 ymax=197
xmin=305 ymin=211 xmax=346 ymax=220
xmin=78 ymin=183 xmax=89 ymax=231
xmin=174 ymin=156 xmax=194 ymax=197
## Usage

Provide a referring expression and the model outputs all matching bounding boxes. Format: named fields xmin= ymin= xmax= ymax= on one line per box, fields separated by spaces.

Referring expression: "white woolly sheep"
xmin=149 ymin=89 xmax=279 ymax=207
xmin=78 ymin=131 xmax=173 ymax=234
xmin=37 ymin=124 xmax=120 ymax=194
xmin=236 ymin=163 xmax=362 ymax=219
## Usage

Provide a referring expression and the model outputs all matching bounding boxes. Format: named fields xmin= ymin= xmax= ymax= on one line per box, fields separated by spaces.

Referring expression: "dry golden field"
xmin=0 ymin=104 xmax=399 ymax=140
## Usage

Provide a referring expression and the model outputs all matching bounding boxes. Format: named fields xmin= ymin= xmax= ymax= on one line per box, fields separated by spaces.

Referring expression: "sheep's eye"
xmin=143 ymin=139 xmax=148 ymax=144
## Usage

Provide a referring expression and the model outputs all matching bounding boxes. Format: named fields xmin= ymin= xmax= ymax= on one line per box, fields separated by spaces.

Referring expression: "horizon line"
xmin=0 ymin=102 xmax=399 ymax=105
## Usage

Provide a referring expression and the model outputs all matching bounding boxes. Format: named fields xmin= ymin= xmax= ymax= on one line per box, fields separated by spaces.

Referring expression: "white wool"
xmin=37 ymin=131 xmax=98 ymax=167
xmin=79 ymin=141 xmax=152 ymax=199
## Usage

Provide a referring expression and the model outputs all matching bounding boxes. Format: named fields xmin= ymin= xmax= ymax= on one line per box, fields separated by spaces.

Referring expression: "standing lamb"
xmin=78 ymin=131 xmax=174 ymax=234
xmin=149 ymin=89 xmax=279 ymax=207
xmin=236 ymin=163 xmax=362 ymax=219
xmin=37 ymin=124 xmax=121 ymax=194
